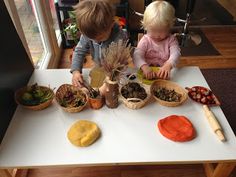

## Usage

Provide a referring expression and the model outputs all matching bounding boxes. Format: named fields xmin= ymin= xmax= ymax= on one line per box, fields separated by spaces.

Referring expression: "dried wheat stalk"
xmin=102 ymin=40 xmax=132 ymax=81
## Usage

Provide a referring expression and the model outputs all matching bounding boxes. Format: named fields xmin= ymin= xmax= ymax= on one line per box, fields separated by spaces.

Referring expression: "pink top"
xmin=133 ymin=34 xmax=181 ymax=69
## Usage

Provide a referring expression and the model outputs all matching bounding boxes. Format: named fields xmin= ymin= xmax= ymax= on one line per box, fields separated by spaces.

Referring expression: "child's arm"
xmin=72 ymin=70 xmax=83 ymax=87
xmin=133 ymin=37 xmax=155 ymax=79
xmin=156 ymin=36 xmax=181 ymax=80
xmin=141 ymin=64 xmax=156 ymax=79
xmin=70 ymin=35 xmax=90 ymax=87
xmin=156 ymin=62 xmax=172 ymax=80
xmin=71 ymin=35 xmax=90 ymax=73
xmin=166 ymin=35 xmax=181 ymax=67
xmin=134 ymin=49 xmax=153 ymax=79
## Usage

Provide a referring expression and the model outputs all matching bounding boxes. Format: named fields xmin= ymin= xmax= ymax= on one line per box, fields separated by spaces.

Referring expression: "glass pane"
xmin=50 ymin=0 xmax=60 ymax=41
xmin=14 ymin=0 xmax=45 ymax=68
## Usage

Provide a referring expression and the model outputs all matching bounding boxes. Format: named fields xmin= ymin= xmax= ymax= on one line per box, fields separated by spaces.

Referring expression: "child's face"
xmin=93 ymin=31 xmax=111 ymax=43
xmin=93 ymin=22 xmax=114 ymax=43
xmin=147 ymin=26 xmax=170 ymax=42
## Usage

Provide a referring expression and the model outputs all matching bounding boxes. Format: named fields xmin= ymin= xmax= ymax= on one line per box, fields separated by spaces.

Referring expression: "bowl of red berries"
xmin=185 ymin=86 xmax=220 ymax=106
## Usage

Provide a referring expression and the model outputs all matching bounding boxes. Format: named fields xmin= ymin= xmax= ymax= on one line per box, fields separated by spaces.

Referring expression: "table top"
xmin=0 ymin=67 xmax=236 ymax=168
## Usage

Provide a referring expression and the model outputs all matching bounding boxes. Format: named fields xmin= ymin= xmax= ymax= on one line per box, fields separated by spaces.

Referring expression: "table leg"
xmin=204 ymin=162 xmax=236 ymax=177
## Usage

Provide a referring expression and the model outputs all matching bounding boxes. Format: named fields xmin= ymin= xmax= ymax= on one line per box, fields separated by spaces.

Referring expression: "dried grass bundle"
xmin=102 ymin=40 xmax=132 ymax=81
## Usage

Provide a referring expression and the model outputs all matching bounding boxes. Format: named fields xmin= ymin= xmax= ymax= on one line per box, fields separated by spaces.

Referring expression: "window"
xmin=4 ymin=0 xmax=62 ymax=69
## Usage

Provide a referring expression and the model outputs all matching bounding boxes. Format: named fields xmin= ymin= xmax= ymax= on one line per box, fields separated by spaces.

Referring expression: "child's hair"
xmin=142 ymin=1 xmax=175 ymax=30
xmin=74 ymin=0 xmax=115 ymax=39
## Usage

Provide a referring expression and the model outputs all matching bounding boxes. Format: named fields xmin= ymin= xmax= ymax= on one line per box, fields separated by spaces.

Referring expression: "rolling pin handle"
xmin=202 ymin=105 xmax=226 ymax=142
xmin=216 ymin=130 xmax=226 ymax=141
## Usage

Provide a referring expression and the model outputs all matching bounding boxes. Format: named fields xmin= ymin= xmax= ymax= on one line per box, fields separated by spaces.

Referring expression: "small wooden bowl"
xmin=120 ymin=82 xmax=151 ymax=109
xmin=15 ymin=85 xmax=54 ymax=111
xmin=56 ymin=84 xmax=88 ymax=113
xmin=150 ymin=80 xmax=188 ymax=107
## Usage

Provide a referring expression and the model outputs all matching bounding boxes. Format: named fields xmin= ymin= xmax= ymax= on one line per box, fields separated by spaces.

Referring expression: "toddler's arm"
xmin=70 ymin=35 xmax=90 ymax=73
xmin=167 ymin=35 xmax=181 ymax=67
xmin=133 ymin=37 xmax=155 ymax=79
xmin=156 ymin=36 xmax=181 ymax=80
xmin=70 ymin=35 xmax=90 ymax=87
xmin=72 ymin=70 xmax=83 ymax=87
xmin=134 ymin=49 xmax=155 ymax=79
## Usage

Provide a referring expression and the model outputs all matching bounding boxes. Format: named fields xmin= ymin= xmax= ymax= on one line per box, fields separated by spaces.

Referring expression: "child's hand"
xmin=141 ymin=64 xmax=155 ymax=80
xmin=72 ymin=71 xmax=84 ymax=87
xmin=156 ymin=62 xmax=172 ymax=80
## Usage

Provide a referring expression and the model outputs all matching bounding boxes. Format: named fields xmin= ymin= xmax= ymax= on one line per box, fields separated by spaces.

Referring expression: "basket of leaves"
xmin=120 ymin=82 xmax=150 ymax=109
xmin=56 ymin=84 xmax=88 ymax=113
xmin=150 ymin=80 xmax=188 ymax=107
xmin=15 ymin=83 xmax=54 ymax=111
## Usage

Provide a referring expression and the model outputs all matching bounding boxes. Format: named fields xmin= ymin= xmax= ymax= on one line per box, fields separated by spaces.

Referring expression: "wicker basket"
xmin=120 ymin=82 xmax=151 ymax=109
xmin=150 ymin=80 xmax=188 ymax=107
xmin=56 ymin=84 xmax=88 ymax=113
xmin=15 ymin=85 xmax=54 ymax=111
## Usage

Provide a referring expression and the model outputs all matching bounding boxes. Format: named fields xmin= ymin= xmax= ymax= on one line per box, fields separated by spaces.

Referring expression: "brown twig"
xmin=79 ymin=80 xmax=99 ymax=98
xmin=102 ymin=40 xmax=133 ymax=81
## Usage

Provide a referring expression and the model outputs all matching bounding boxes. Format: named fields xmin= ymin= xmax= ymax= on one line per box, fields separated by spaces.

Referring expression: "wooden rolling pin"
xmin=203 ymin=105 xmax=226 ymax=142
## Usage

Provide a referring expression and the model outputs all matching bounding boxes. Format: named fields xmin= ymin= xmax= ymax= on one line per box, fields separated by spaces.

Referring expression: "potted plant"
xmin=63 ymin=11 xmax=80 ymax=45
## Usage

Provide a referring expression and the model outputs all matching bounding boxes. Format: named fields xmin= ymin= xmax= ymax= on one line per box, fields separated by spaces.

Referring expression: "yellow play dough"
xmin=67 ymin=120 xmax=101 ymax=147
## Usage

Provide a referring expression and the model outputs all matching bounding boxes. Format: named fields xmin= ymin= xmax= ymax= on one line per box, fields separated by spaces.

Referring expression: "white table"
xmin=0 ymin=67 xmax=235 ymax=177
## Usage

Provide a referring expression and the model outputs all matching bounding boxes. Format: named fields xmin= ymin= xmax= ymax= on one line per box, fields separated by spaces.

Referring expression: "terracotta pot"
xmin=88 ymin=95 xmax=104 ymax=109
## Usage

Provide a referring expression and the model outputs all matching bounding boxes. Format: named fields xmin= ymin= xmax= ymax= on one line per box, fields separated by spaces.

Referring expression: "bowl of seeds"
xmin=120 ymin=82 xmax=151 ymax=109
xmin=150 ymin=80 xmax=188 ymax=107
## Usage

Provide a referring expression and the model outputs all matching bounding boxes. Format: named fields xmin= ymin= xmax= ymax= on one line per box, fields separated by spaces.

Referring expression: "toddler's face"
xmin=147 ymin=26 xmax=170 ymax=41
xmin=93 ymin=23 xmax=114 ymax=43
xmin=93 ymin=31 xmax=111 ymax=43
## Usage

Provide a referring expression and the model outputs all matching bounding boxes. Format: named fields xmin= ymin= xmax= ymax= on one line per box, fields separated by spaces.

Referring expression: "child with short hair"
xmin=71 ymin=0 xmax=127 ymax=87
xmin=133 ymin=0 xmax=181 ymax=80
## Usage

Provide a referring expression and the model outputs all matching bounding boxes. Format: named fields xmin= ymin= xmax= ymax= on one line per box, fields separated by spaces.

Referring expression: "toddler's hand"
xmin=141 ymin=64 xmax=155 ymax=80
xmin=156 ymin=62 xmax=172 ymax=80
xmin=72 ymin=71 xmax=84 ymax=87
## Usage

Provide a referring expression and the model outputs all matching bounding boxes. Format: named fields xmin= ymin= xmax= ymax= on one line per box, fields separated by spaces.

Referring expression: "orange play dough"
xmin=158 ymin=115 xmax=195 ymax=142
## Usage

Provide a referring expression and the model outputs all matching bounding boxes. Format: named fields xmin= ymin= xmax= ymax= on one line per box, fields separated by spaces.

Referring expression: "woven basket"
xmin=56 ymin=84 xmax=88 ymax=113
xmin=150 ymin=80 xmax=188 ymax=107
xmin=120 ymin=83 xmax=150 ymax=109
xmin=15 ymin=86 xmax=54 ymax=111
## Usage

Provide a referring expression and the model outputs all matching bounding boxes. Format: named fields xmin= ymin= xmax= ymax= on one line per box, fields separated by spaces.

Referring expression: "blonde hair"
xmin=142 ymin=1 xmax=175 ymax=30
xmin=74 ymin=0 xmax=115 ymax=39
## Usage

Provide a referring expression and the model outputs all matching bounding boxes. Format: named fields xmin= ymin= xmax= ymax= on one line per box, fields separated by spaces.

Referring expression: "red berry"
xmin=207 ymin=95 xmax=212 ymax=100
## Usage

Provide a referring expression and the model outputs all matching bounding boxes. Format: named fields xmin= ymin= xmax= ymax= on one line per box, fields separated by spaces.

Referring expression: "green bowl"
xmin=137 ymin=67 xmax=160 ymax=85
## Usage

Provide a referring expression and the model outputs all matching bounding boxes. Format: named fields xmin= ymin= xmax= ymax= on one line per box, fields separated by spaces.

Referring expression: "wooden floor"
xmin=26 ymin=164 xmax=207 ymax=177
xmin=178 ymin=27 xmax=236 ymax=69
xmin=25 ymin=27 xmax=236 ymax=177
